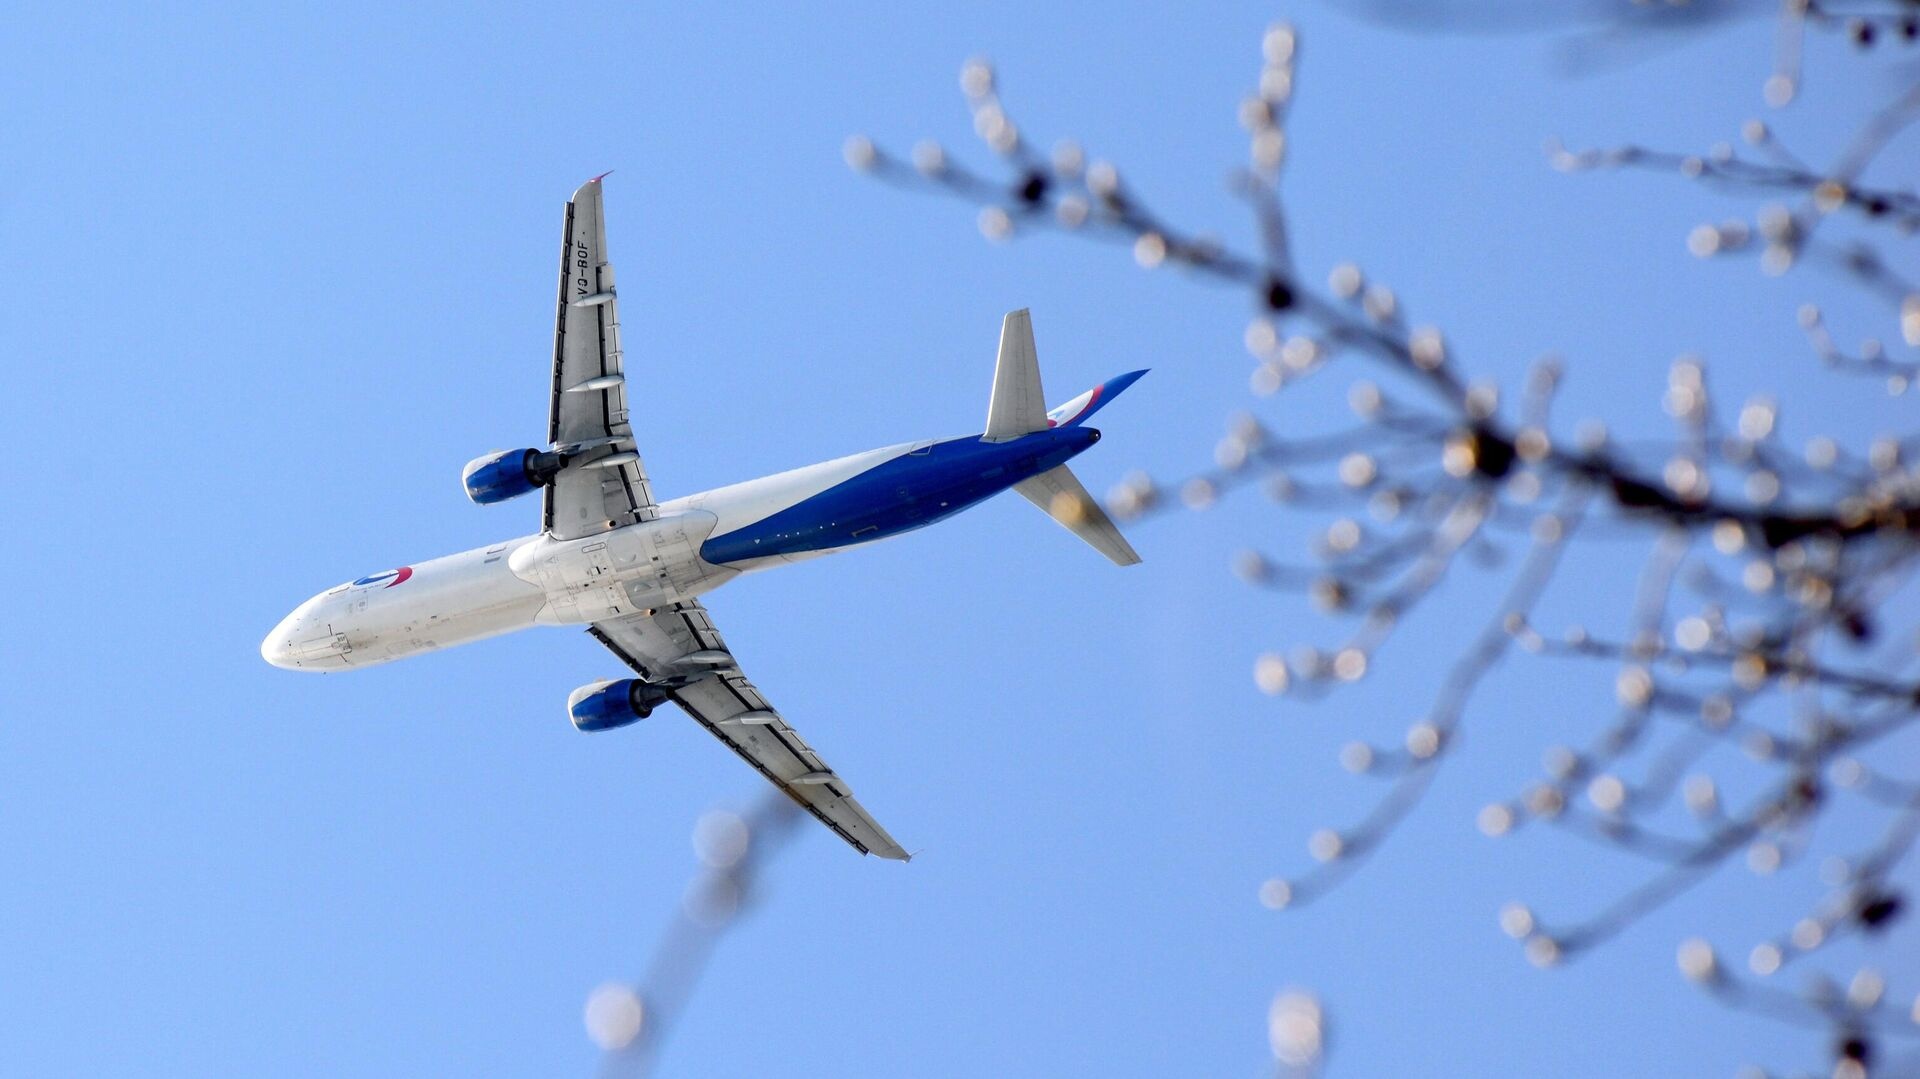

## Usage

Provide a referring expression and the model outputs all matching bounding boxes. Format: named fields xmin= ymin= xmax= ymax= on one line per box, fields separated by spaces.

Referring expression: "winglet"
xmin=588 ymin=170 xmax=614 ymax=183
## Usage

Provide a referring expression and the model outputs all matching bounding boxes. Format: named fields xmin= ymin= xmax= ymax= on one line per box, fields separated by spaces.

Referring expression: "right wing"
xmin=545 ymin=177 xmax=659 ymax=540
xmin=589 ymin=603 xmax=910 ymax=861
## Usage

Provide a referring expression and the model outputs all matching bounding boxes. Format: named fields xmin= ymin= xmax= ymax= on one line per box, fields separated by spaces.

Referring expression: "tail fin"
xmin=1014 ymin=465 xmax=1143 ymax=566
xmin=984 ymin=308 xmax=1149 ymax=439
xmin=984 ymin=309 xmax=1049 ymax=442
xmin=978 ymin=308 xmax=1145 ymax=565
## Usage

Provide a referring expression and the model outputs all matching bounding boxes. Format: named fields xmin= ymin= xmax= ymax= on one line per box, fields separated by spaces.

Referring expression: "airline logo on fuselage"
xmin=352 ymin=567 xmax=413 ymax=588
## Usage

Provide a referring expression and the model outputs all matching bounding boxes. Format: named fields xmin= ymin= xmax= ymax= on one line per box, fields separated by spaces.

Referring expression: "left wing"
xmin=589 ymin=603 xmax=911 ymax=861
xmin=546 ymin=177 xmax=658 ymax=540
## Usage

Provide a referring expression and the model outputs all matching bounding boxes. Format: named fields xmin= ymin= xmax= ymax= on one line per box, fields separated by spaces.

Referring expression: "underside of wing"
xmin=546 ymin=177 xmax=658 ymax=540
xmin=589 ymin=603 xmax=910 ymax=861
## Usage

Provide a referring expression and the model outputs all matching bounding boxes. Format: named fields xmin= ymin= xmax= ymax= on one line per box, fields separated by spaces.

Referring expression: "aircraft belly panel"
xmin=513 ymin=511 xmax=722 ymax=622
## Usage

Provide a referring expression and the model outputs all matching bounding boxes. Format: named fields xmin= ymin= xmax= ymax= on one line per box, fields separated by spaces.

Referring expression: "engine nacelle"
xmin=462 ymin=448 xmax=564 ymax=505
xmin=568 ymin=678 xmax=674 ymax=733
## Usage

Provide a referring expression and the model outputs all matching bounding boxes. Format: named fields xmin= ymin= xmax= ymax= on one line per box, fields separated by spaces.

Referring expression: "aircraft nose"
xmin=263 ymin=598 xmax=353 ymax=672
xmin=262 ymin=614 xmax=302 ymax=669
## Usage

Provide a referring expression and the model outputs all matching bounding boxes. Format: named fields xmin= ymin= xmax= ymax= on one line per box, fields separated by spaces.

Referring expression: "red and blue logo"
xmin=352 ymin=567 xmax=413 ymax=588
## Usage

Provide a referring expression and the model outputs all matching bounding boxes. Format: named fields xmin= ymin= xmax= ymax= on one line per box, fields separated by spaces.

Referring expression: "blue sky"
xmin=2 ymin=3 xmax=1913 ymax=1075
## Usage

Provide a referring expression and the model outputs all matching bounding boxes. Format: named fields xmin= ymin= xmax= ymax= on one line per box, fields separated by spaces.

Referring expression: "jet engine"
xmin=568 ymin=678 xmax=675 ymax=732
xmin=462 ymin=448 xmax=565 ymax=505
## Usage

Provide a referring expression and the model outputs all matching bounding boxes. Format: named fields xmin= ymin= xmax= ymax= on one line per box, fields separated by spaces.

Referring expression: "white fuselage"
xmin=262 ymin=429 xmax=1095 ymax=671
xmin=259 ymin=526 xmax=718 ymax=672
xmin=261 ymin=448 xmax=870 ymax=671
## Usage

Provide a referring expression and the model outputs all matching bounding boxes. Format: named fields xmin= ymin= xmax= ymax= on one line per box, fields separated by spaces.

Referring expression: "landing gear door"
xmin=295 ymin=627 xmax=352 ymax=664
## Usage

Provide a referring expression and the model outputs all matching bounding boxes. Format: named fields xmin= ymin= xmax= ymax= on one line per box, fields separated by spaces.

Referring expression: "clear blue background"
xmin=2 ymin=3 xmax=1913 ymax=1075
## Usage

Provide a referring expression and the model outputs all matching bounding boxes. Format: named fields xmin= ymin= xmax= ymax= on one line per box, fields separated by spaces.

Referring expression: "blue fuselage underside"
xmin=700 ymin=426 xmax=1099 ymax=564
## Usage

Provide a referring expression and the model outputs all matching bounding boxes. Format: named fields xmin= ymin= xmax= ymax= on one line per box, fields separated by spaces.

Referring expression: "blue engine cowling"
xmin=568 ymin=679 xmax=675 ymax=732
xmin=462 ymin=448 xmax=564 ymax=505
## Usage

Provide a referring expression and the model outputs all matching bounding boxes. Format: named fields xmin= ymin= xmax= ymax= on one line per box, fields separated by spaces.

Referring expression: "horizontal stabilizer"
xmin=1014 ymin=464 xmax=1142 ymax=566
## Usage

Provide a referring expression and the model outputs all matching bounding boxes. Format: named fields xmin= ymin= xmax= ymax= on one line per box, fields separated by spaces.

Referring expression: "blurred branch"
xmin=588 ymin=794 xmax=802 ymax=1077
xmin=855 ymin=12 xmax=1920 ymax=1075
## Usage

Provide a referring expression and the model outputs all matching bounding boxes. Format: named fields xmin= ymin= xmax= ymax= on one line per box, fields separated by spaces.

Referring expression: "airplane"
xmin=262 ymin=177 xmax=1146 ymax=861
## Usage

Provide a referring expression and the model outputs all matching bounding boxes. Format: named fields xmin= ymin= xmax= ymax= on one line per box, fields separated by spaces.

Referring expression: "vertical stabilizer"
xmin=983 ymin=309 xmax=1049 ymax=442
